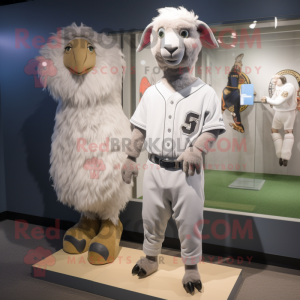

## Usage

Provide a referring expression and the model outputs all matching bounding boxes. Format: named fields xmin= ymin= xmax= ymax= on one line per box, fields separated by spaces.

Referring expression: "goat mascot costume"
xmin=121 ymin=7 xmax=226 ymax=295
xmin=38 ymin=23 xmax=131 ymax=265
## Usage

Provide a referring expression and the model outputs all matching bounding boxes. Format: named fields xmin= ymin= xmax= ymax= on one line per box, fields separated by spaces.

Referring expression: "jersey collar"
xmin=155 ymin=78 xmax=206 ymax=102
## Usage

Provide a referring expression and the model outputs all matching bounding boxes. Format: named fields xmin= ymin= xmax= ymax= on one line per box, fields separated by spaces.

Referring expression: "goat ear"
xmin=197 ymin=22 xmax=219 ymax=49
xmin=137 ymin=23 xmax=153 ymax=52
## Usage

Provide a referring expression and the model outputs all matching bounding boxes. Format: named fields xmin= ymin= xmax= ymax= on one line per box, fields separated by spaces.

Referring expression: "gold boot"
xmin=229 ymin=122 xmax=245 ymax=133
xmin=88 ymin=219 xmax=123 ymax=265
xmin=63 ymin=215 xmax=101 ymax=254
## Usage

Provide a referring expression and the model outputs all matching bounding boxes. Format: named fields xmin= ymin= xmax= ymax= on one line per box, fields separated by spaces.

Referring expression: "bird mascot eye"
xmin=180 ymin=30 xmax=189 ymax=38
xmin=88 ymin=45 xmax=94 ymax=52
xmin=158 ymin=28 xmax=165 ymax=38
xmin=65 ymin=46 xmax=72 ymax=52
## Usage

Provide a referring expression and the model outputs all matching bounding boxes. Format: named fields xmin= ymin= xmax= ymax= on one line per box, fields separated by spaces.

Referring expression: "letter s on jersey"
xmin=181 ymin=112 xmax=200 ymax=135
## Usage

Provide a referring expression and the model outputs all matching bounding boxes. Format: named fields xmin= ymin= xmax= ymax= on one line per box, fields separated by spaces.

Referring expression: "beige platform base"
xmin=32 ymin=247 xmax=242 ymax=300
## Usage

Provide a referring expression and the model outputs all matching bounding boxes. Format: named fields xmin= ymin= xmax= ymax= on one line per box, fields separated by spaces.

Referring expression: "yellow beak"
xmin=63 ymin=39 xmax=96 ymax=75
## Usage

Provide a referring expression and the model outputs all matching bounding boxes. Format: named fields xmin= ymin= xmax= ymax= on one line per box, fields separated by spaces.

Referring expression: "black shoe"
xmin=283 ymin=159 xmax=288 ymax=167
xmin=279 ymin=158 xmax=283 ymax=166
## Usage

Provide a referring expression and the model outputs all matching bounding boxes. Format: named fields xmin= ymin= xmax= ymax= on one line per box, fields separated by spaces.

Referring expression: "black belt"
xmin=148 ymin=154 xmax=183 ymax=169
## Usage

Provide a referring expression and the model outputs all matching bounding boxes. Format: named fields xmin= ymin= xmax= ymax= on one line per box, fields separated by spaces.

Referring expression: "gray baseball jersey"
xmin=130 ymin=78 xmax=226 ymax=158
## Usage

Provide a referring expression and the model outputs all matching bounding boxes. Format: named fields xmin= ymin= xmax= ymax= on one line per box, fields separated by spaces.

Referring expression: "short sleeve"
xmin=130 ymin=89 xmax=149 ymax=130
xmin=202 ymin=91 xmax=226 ymax=134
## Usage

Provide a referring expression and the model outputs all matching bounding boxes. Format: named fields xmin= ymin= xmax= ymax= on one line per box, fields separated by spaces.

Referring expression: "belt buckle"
xmin=158 ymin=158 xmax=180 ymax=169
xmin=158 ymin=157 xmax=166 ymax=167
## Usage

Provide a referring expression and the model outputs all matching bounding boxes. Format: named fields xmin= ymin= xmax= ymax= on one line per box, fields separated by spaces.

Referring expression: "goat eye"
xmin=65 ymin=46 xmax=72 ymax=52
xmin=180 ymin=30 xmax=189 ymax=38
xmin=88 ymin=45 xmax=94 ymax=52
xmin=158 ymin=28 xmax=165 ymax=38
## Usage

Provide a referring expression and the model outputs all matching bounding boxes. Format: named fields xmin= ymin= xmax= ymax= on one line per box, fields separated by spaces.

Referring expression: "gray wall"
xmin=0 ymin=84 xmax=6 ymax=213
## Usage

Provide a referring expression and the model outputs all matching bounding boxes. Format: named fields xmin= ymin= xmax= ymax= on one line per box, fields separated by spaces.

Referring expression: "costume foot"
xmin=283 ymin=159 xmax=288 ymax=167
xmin=88 ymin=219 xmax=122 ymax=265
xmin=182 ymin=265 xmax=202 ymax=295
xmin=63 ymin=215 xmax=101 ymax=254
xmin=229 ymin=123 xmax=244 ymax=133
xmin=132 ymin=256 xmax=158 ymax=277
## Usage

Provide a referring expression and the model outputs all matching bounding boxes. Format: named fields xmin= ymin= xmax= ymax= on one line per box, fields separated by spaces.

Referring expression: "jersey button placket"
xmin=165 ymin=96 xmax=175 ymax=152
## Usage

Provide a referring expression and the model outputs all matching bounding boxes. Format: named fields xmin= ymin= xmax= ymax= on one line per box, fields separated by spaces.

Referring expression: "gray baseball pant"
xmin=142 ymin=159 xmax=205 ymax=265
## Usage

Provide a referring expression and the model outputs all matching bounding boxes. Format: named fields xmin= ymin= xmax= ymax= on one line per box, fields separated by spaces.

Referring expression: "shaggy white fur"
xmin=153 ymin=7 xmax=199 ymax=26
xmin=38 ymin=23 xmax=131 ymax=225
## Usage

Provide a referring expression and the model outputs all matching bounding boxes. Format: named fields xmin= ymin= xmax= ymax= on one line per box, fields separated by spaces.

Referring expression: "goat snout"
xmin=164 ymin=46 xmax=178 ymax=55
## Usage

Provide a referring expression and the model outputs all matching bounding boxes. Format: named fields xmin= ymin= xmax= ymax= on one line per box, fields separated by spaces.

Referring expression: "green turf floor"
xmin=204 ymin=170 xmax=300 ymax=219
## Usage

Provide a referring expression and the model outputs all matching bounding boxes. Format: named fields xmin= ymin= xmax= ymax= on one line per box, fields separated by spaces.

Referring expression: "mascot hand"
xmin=121 ymin=157 xmax=138 ymax=184
xmin=177 ymin=147 xmax=203 ymax=176
xmin=261 ymin=97 xmax=267 ymax=103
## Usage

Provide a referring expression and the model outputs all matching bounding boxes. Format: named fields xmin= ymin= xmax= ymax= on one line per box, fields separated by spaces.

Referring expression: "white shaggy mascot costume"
xmin=38 ymin=23 xmax=131 ymax=265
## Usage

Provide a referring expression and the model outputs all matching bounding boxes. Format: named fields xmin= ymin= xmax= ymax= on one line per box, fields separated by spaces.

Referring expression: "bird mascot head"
xmin=38 ymin=23 xmax=125 ymax=106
